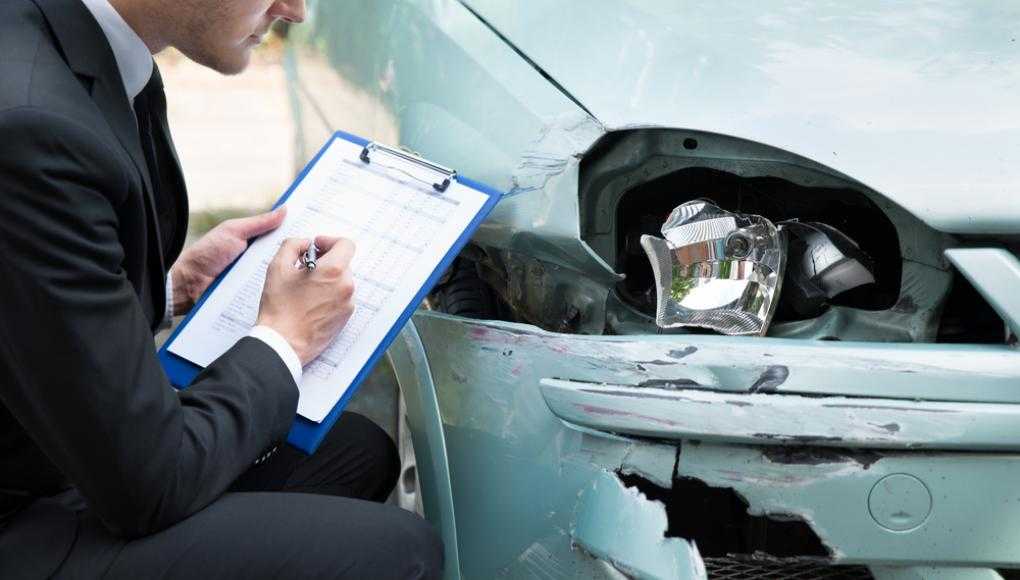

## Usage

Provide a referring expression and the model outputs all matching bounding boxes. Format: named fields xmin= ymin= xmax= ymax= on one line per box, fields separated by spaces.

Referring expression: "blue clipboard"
xmin=158 ymin=130 xmax=503 ymax=454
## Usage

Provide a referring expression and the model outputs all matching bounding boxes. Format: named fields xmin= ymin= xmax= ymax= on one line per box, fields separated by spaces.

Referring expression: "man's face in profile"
xmin=174 ymin=0 xmax=305 ymax=75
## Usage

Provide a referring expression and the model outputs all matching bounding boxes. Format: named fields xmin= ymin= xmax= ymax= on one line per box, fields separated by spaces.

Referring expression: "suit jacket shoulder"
xmin=0 ymin=0 xmax=96 ymax=118
xmin=0 ymin=0 xmax=46 ymax=111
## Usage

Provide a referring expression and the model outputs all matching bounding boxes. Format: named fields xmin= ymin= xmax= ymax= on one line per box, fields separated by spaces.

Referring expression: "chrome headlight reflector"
xmin=641 ymin=200 xmax=786 ymax=336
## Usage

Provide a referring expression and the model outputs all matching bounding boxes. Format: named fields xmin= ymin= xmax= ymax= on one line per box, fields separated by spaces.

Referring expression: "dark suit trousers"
xmin=17 ymin=412 xmax=443 ymax=579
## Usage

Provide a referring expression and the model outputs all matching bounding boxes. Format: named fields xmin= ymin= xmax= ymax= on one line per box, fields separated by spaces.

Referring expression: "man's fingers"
xmin=317 ymin=237 xmax=356 ymax=268
xmin=274 ymin=237 xmax=311 ymax=264
xmin=311 ymin=235 xmax=341 ymax=254
xmin=273 ymin=236 xmax=355 ymax=274
xmin=228 ymin=207 xmax=287 ymax=240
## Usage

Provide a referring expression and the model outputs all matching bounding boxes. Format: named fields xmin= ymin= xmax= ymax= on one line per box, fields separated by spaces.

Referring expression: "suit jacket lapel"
xmin=30 ymin=0 xmax=169 ymax=324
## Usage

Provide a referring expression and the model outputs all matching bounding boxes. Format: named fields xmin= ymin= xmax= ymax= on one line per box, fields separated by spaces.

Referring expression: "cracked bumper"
xmin=393 ymin=311 xmax=1020 ymax=577
xmin=540 ymin=378 xmax=1020 ymax=450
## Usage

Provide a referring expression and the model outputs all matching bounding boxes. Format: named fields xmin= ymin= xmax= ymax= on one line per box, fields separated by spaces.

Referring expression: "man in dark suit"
xmin=0 ymin=0 xmax=443 ymax=577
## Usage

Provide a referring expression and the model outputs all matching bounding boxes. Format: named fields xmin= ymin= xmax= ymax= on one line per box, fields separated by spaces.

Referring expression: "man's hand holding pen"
xmin=257 ymin=236 xmax=357 ymax=365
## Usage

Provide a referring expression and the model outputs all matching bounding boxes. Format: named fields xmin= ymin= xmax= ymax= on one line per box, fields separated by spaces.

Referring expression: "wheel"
xmin=430 ymin=257 xmax=501 ymax=319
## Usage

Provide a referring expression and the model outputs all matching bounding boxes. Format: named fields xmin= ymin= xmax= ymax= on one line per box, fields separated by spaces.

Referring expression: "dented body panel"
xmin=389 ymin=311 xmax=1020 ymax=575
xmin=677 ymin=442 xmax=1020 ymax=566
xmin=286 ymin=1 xmax=1020 ymax=576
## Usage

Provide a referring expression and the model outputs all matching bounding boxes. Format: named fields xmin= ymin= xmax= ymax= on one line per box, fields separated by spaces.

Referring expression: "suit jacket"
xmin=0 ymin=0 xmax=299 ymax=572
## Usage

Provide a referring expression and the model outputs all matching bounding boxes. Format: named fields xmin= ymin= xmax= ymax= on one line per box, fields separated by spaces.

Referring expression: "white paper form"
xmin=168 ymin=137 xmax=488 ymax=422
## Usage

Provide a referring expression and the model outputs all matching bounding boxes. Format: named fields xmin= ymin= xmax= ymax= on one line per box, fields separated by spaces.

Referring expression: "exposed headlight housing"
xmin=641 ymin=200 xmax=785 ymax=336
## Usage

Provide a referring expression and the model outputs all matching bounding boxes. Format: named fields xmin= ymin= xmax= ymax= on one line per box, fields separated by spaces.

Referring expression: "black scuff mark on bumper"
xmin=634 ymin=359 xmax=680 ymax=366
xmin=760 ymin=446 xmax=883 ymax=469
xmin=636 ymin=378 xmax=703 ymax=389
xmin=752 ymin=433 xmax=845 ymax=445
xmin=871 ymin=422 xmax=901 ymax=433
xmin=749 ymin=365 xmax=790 ymax=393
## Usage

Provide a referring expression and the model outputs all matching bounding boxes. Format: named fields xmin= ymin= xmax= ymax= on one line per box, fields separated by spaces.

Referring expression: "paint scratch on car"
xmin=507 ymin=112 xmax=604 ymax=198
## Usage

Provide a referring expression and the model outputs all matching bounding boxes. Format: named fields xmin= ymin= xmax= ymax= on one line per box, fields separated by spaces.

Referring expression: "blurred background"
xmin=156 ymin=39 xmax=293 ymax=236
xmin=156 ymin=28 xmax=399 ymax=238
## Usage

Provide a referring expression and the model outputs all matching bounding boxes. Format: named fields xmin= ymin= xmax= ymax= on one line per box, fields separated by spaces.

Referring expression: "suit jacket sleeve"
xmin=0 ymin=107 xmax=299 ymax=538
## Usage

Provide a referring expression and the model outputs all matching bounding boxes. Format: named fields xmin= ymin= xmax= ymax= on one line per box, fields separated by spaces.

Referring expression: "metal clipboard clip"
xmin=359 ymin=142 xmax=457 ymax=193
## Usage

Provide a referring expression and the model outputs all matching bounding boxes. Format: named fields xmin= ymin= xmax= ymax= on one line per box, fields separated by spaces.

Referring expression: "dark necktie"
xmin=132 ymin=64 xmax=186 ymax=259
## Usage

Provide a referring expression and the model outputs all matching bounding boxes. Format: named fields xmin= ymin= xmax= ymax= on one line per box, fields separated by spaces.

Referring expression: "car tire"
xmin=430 ymin=257 xmax=501 ymax=319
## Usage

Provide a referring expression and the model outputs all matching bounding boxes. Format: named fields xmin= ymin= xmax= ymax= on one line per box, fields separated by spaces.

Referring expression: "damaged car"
xmin=279 ymin=1 xmax=1020 ymax=578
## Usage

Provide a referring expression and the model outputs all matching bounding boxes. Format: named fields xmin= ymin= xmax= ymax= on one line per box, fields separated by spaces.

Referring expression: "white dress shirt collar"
xmin=80 ymin=0 xmax=153 ymax=102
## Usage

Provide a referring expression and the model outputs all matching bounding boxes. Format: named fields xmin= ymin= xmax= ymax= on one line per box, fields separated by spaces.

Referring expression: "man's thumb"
xmin=231 ymin=207 xmax=286 ymax=239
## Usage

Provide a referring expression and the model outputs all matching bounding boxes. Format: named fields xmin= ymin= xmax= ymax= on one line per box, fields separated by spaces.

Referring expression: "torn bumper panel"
xmin=400 ymin=310 xmax=1020 ymax=576
xmin=573 ymin=471 xmax=706 ymax=579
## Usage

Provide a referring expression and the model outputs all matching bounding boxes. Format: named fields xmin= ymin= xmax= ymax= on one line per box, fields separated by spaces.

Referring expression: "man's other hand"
xmin=256 ymin=236 xmax=356 ymax=365
xmin=171 ymin=208 xmax=287 ymax=315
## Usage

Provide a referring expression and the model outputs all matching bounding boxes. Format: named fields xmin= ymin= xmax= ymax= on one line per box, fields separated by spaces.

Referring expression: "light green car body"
xmin=281 ymin=1 xmax=1020 ymax=577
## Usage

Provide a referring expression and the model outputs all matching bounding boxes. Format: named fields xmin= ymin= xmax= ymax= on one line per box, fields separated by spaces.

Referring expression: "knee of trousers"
xmin=390 ymin=511 xmax=445 ymax=580
xmin=343 ymin=412 xmax=400 ymax=500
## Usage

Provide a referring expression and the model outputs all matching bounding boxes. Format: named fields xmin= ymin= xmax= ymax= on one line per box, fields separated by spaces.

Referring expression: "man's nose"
xmin=269 ymin=0 xmax=306 ymax=23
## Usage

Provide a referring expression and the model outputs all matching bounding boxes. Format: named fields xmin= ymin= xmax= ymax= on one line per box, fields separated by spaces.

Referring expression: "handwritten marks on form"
xmin=168 ymin=137 xmax=489 ymax=422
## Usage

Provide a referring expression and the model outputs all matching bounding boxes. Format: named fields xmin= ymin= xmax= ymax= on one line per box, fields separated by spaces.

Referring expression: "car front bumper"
xmin=390 ymin=310 xmax=1020 ymax=578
